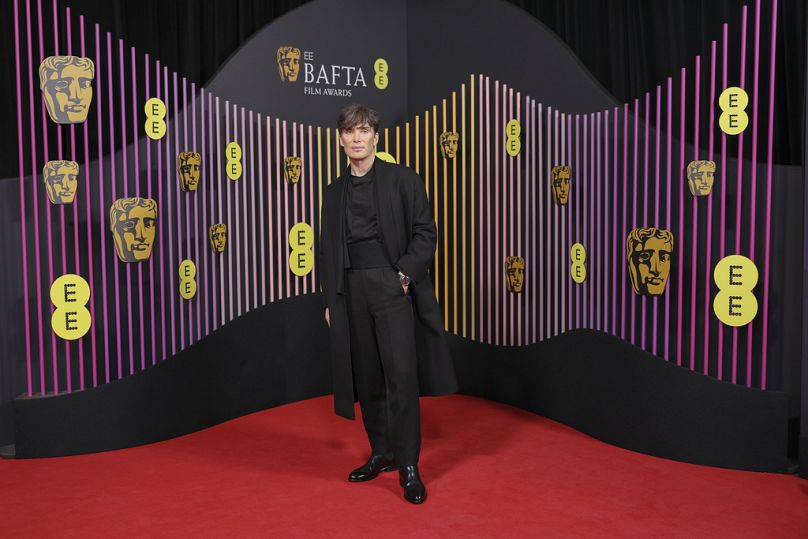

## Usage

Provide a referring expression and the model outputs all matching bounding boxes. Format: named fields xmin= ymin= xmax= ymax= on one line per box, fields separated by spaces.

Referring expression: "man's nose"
xmin=650 ymin=256 xmax=660 ymax=274
xmin=134 ymin=221 xmax=146 ymax=241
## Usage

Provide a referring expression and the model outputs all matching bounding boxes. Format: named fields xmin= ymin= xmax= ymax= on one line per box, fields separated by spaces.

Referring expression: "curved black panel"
xmin=13 ymin=294 xmax=331 ymax=458
xmin=448 ymin=330 xmax=789 ymax=472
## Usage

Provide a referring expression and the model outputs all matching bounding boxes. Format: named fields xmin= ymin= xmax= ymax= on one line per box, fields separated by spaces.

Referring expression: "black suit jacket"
xmin=318 ymin=158 xmax=458 ymax=419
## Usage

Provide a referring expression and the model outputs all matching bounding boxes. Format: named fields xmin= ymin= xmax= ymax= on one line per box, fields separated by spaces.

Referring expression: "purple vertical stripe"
xmin=165 ymin=66 xmax=176 ymax=355
xmin=479 ymin=76 xmax=484 ymax=342
xmin=596 ymin=111 xmax=602 ymax=332
xmin=173 ymin=71 xmax=184 ymax=349
xmin=576 ymin=113 xmax=581 ymax=330
xmin=612 ymin=107 xmax=619 ymax=338
xmin=620 ymin=104 xmax=628 ymax=340
xmin=107 ymin=32 xmax=123 ymax=380
xmin=193 ymin=84 xmax=201 ymax=340
xmin=201 ymin=88 xmax=209 ymax=338
xmin=67 ymin=7 xmax=82 ymax=392
xmin=249 ymin=111 xmax=257 ymax=306
xmin=630 ymin=99 xmax=639 ymax=344
xmin=676 ymin=68 xmax=686 ymax=367
xmin=157 ymin=62 xmax=167 ymax=361
xmin=267 ymin=117 xmax=274 ymax=304
xmin=494 ymin=82 xmax=499 ymax=345
xmin=258 ymin=114 xmax=266 ymax=306
xmin=760 ymin=0 xmax=778 ymax=389
xmin=283 ymin=120 xmax=290 ymax=299
xmin=309 ymin=125 xmax=316 ymax=297
xmin=665 ymin=77 xmax=673 ymax=361
xmin=13 ymin=0 xmax=33 ymax=395
xmin=226 ymin=101 xmax=233 ymax=320
xmin=80 ymin=15 xmax=97 ymax=387
xmin=293 ymin=122 xmax=300 ymax=297
xmin=216 ymin=96 xmax=224 ymax=327
xmin=182 ymin=77 xmax=191 ymax=343
xmin=53 ymin=0 xmax=68 ymax=394
xmin=119 ymin=39 xmax=135 ymax=377
xmin=689 ymin=55 xmax=701 ymax=373
xmin=95 ymin=25 xmax=110 ymax=382
xmin=26 ymin=0 xmax=45 ymax=394
xmin=703 ymin=42 xmax=718 ymax=375
xmin=745 ymin=0 xmax=762 ymax=387
xmin=486 ymin=79 xmax=491 ymax=343
xmin=571 ymin=114 xmax=576 ymax=333
xmin=241 ymin=109 xmax=248 ymax=312
xmin=554 ymin=109 xmax=560 ymax=336
xmin=146 ymin=54 xmax=156 ymax=367
xmin=275 ymin=118 xmax=282 ymax=304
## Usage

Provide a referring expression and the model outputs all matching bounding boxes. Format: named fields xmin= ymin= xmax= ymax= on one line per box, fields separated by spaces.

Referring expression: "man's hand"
xmin=402 ymin=283 xmax=409 ymax=295
xmin=325 ymin=307 xmax=330 ymax=328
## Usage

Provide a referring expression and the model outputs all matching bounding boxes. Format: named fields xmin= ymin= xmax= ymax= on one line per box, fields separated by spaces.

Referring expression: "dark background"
xmin=0 ymin=0 xmax=805 ymax=450
xmin=1 ymin=0 xmax=804 ymax=178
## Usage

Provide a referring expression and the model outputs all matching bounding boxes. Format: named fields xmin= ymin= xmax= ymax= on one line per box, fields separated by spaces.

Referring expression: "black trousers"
xmin=345 ymin=267 xmax=420 ymax=466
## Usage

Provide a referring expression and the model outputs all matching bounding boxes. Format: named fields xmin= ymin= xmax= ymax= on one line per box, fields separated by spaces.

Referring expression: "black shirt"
xmin=345 ymin=167 xmax=379 ymax=243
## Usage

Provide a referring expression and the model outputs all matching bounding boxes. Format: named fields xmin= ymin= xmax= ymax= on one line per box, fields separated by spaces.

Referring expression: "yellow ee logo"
xmin=144 ymin=97 xmax=167 ymax=140
xmin=570 ymin=242 xmax=587 ymax=284
xmin=718 ymin=87 xmax=749 ymax=135
xmin=374 ymin=58 xmax=388 ymax=90
xmin=178 ymin=259 xmax=197 ymax=300
xmin=50 ymin=274 xmax=91 ymax=340
xmin=288 ymin=222 xmax=314 ymax=276
xmin=225 ymin=142 xmax=242 ymax=180
xmin=505 ymin=119 xmax=521 ymax=157
xmin=713 ymin=254 xmax=758 ymax=326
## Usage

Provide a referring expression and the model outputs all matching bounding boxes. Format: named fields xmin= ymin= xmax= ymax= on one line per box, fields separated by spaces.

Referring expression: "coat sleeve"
xmin=394 ymin=170 xmax=437 ymax=284
xmin=317 ymin=191 xmax=329 ymax=310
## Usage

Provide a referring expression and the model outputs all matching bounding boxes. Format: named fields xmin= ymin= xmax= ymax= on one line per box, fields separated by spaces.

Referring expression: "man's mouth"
xmin=647 ymin=278 xmax=662 ymax=285
xmin=131 ymin=243 xmax=147 ymax=251
xmin=65 ymin=105 xmax=85 ymax=112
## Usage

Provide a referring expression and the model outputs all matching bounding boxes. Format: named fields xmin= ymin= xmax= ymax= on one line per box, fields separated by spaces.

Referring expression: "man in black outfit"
xmin=318 ymin=104 xmax=457 ymax=504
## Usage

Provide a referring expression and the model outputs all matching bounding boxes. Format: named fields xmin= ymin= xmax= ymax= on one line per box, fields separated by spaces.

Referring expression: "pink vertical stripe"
xmin=478 ymin=75 xmax=484 ymax=342
xmin=630 ymin=99 xmax=639 ymax=344
xmin=309 ymin=125 xmax=316 ymax=297
xmin=293 ymin=122 xmax=300 ymax=297
xmin=147 ymin=55 xmax=156 ymax=367
xmin=283 ymin=120 xmax=290 ymax=299
xmin=157 ymin=62 xmax=167 ymax=361
xmin=201 ymin=88 xmax=209 ymax=338
xmin=641 ymin=93 xmax=649 ymax=351
xmin=53 ymin=0 xmax=68 ymax=393
xmin=249 ymin=111 xmax=257 ymax=306
xmin=676 ymin=68 xmax=686 ymax=367
xmin=267 ymin=117 xmax=274 ymax=304
xmin=717 ymin=25 xmax=729 ymax=380
xmin=225 ymin=101 xmax=233 ymax=320
xmin=258 ymin=114 xmax=266 ymax=305
xmin=554 ymin=109 xmax=560 ymax=336
xmin=703 ymin=42 xmax=718 ymax=375
xmin=173 ymin=72 xmax=184 ymax=349
xmin=96 ymin=25 xmax=110 ymax=381
xmin=576 ymin=113 xmax=581 ymax=330
xmin=486 ymin=79 xmax=491 ymax=343
xmin=620 ymin=104 xmax=628 ymax=340
xmin=119 ymin=39 xmax=135 ymax=377
xmin=275 ymin=118 xmax=282 ymax=302
xmin=165 ymin=66 xmax=176 ymax=354
xmin=67 ymin=7 xmax=82 ymax=392
xmin=193 ymin=85 xmax=201 ymax=340
xmin=596 ymin=111 xmax=602 ymax=332
xmin=216 ymin=96 xmax=224 ymax=328
xmin=760 ymin=0 xmax=778 ymax=389
xmin=241 ymin=108 xmax=248 ymax=311
xmin=745 ymin=0 xmax=762 ymax=387
xmin=612 ymin=107 xmax=619 ymax=338
xmin=107 ymin=32 xmax=123 ymax=380
xmin=494 ymin=82 xmax=500 ymax=345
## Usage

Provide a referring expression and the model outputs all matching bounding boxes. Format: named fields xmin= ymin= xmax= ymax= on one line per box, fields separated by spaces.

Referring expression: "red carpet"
xmin=1 ymin=395 xmax=805 ymax=537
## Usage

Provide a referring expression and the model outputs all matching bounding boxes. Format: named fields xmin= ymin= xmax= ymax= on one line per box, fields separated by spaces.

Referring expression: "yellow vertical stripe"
xmin=405 ymin=122 xmax=410 ymax=168
xmin=415 ymin=116 xmax=420 ymax=175
xmin=454 ymin=89 xmax=459 ymax=336
xmin=395 ymin=125 xmax=400 ymax=164
xmin=433 ymin=104 xmax=439 ymax=303
xmin=384 ymin=128 xmax=389 ymax=153
xmin=470 ymin=75 xmax=475 ymax=341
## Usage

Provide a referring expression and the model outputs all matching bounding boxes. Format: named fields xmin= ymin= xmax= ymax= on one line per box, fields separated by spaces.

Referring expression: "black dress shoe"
xmin=399 ymin=465 xmax=427 ymax=504
xmin=348 ymin=454 xmax=399 ymax=482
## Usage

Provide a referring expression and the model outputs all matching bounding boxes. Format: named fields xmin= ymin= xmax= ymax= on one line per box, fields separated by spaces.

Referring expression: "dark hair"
xmin=337 ymin=103 xmax=380 ymax=133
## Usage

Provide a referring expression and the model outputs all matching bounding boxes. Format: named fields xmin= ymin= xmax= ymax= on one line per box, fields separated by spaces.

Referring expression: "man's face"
xmin=340 ymin=123 xmax=378 ymax=163
xmin=43 ymin=63 xmax=93 ymax=124
xmin=44 ymin=163 xmax=78 ymax=204
xmin=284 ymin=156 xmax=302 ymax=183
xmin=688 ymin=161 xmax=716 ymax=196
xmin=113 ymin=205 xmax=157 ymax=262
xmin=629 ymin=236 xmax=672 ymax=295
xmin=440 ymin=132 xmax=459 ymax=159
xmin=552 ymin=166 xmax=570 ymax=205
xmin=505 ymin=257 xmax=526 ymax=293
xmin=178 ymin=154 xmax=201 ymax=191
xmin=209 ymin=225 xmax=227 ymax=253
xmin=277 ymin=48 xmax=300 ymax=82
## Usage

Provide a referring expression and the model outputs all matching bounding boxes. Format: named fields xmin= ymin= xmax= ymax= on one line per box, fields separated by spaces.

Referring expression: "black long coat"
xmin=318 ymin=158 xmax=458 ymax=419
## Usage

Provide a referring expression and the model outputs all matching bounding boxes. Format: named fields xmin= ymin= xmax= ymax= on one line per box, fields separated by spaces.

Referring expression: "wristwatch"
xmin=398 ymin=271 xmax=411 ymax=287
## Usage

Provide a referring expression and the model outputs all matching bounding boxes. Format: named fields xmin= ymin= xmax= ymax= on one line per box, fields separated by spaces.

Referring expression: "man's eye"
xmin=143 ymin=218 xmax=155 ymax=229
xmin=80 ymin=79 xmax=91 ymax=89
xmin=122 ymin=220 xmax=136 ymax=232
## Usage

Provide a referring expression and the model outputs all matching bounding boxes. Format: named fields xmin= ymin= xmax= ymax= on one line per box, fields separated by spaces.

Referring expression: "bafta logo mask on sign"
xmin=109 ymin=198 xmax=157 ymax=263
xmin=504 ymin=256 xmax=526 ymax=293
xmin=209 ymin=223 xmax=227 ymax=253
xmin=439 ymin=131 xmax=459 ymax=159
xmin=551 ymin=165 xmax=571 ymax=206
xmin=39 ymin=55 xmax=95 ymax=124
xmin=277 ymin=46 xmax=301 ymax=82
xmin=686 ymin=160 xmax=716 ymax=196
xmin=626 ymin=227 xmax=674 ymax=296
xmin=42 ymin=160 xmax=79 ymax=204
xmin=284 ymin=156 xmax=302 ymax=184
xmin=375 ymin=151 xmax=397 ymax=164
xmin=177 ymin=151 xmax=202 ymax=192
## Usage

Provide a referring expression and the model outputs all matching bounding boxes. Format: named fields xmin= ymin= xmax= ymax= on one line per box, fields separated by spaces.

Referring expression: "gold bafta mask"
xmin=626 ymin=227 xmax=674 ymax=296
xmin=505 ymin=256 xmax=526 ymax=293
xmin=284 ymin=156 xmax=302 ymax=184
xmin=277 ymin=46 xmax=301 ymax=82
xmin=439 ymin=131 xmax=459 ymax=159
xmin=109 ymin=198 xmax=158 ymax=263
xmin=209 ymin=223 xmax=227 ymax=253
xmin=177 ymin=151 xmax=202 ymax=192
xmin=42 ymin=160 xmax=79 ymax=204
xmin=551 ymin=165 xmax=571 ymax=205
xmin=39 ymin=56 xmax=95 ymax=124
xmin=687 ymin=160 xmax=716 ymax=196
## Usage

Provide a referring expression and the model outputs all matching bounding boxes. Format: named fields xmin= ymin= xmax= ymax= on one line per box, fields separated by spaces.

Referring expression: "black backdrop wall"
xmin=0 ymin=0 xmax=805 ymax=449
